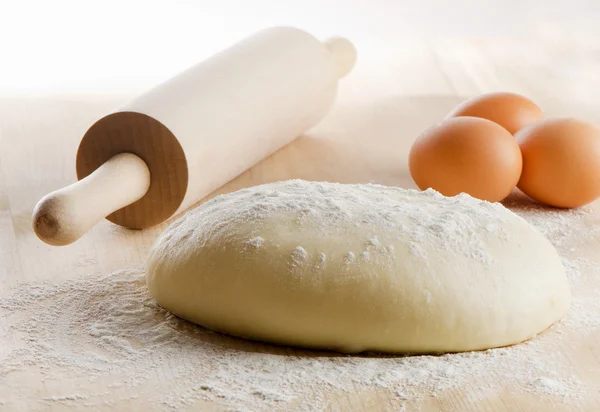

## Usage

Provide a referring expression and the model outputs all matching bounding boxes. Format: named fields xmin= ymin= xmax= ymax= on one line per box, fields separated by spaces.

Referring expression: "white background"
xmin=1 ymin=0 xmax=599 ymax=94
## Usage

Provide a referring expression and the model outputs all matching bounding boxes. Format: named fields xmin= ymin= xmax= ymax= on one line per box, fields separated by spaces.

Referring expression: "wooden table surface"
xmin=2 ymin=34 xmax=600 ymax=411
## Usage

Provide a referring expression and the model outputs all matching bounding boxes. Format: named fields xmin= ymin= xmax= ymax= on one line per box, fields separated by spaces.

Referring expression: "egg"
xmin=447 ymin=92 xmax=544 ymax=134
xmin=409 ymin=117 xmax=522 ymax=202
xmin=516 ymin=118 xmax=600 ymax=208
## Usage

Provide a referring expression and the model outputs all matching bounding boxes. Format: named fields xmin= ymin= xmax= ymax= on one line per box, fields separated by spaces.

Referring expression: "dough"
xmin=146 ymin=180 xmax=570 ymax=353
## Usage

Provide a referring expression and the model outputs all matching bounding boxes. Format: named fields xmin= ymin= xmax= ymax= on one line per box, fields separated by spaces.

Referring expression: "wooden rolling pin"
xmin=32 ymin=27 xmax=357 ymax=246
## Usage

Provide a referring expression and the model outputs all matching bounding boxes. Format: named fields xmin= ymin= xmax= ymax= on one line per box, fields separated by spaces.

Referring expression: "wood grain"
xmin=77 ymin=111 xmax=188 ymax=228
xmin=1 ymin=37 xmax=600 ymax=411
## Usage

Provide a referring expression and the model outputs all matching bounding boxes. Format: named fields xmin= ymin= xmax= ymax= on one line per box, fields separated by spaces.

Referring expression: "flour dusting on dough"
xmin=246 ymin=236 xmax=265 ymax=248
xmin=290 ymin=246 xmax=309 ymax=268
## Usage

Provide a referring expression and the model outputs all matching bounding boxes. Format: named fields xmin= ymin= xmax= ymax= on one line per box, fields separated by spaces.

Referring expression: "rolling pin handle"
xmin=324 ymin=37 xmax=357 ymax=79
xmin=32 ymin=153 xmax=151 ymax=246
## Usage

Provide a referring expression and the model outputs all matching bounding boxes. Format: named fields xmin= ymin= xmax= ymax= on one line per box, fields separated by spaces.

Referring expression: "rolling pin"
xmin=32 ymin=27 xmax=357 ymax=246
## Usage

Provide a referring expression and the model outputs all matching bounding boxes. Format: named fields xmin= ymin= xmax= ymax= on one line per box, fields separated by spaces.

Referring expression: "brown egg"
xmin=516 ymin=118 xmax=600 ymax=208
xmin=447 ymin=92 xmax=544 ymax=134
xmin=409 ymin=117 xmax=522 ymax=202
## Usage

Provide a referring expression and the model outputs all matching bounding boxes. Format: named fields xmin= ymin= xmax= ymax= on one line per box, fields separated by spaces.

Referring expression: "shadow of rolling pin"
xmin=32 ymin=27 xmax=357 ymax=246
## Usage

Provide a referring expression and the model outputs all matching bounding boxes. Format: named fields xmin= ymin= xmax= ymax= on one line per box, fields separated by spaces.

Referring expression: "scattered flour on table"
xmin=1 ymin=190 xmax=600 ymax=411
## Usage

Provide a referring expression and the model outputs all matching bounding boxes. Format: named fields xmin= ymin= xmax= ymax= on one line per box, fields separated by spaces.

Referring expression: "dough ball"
xmin=146 ymin=180 xmax=570 ymax=354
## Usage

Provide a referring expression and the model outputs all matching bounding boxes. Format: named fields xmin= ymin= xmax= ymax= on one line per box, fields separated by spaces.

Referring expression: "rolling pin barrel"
xmin=33 ymin=27 xmax=357 ymax=246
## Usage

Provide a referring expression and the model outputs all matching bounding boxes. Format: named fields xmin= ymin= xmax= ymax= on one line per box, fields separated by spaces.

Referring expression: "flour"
xmin=529 ymin=376 xmax=582 ymax=397
xmin=161 ymin=181 xmax=505 ymax=271
xmin=290 ymin=246 xmax=309 ymax=264
xmin=344 ymin=251 xmax=356 ymax=264
xmin=1 ymin=188 xmax=599 ymax=411
xmin=245 ymin=236 xmax=265 ymax=249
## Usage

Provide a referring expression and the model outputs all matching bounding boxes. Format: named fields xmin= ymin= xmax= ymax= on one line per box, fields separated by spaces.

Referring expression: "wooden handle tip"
xmin=32 ymin=153 xmax=151 ymax=246
xmin=325 ymin=37 xmax=357 ymax=79
xmin=32 ymin=195 xmax=78 ymax=246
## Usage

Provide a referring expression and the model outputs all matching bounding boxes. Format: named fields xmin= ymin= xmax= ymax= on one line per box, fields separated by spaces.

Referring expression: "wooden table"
xmin=1 ymin=35 xmax=600 ymax=411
